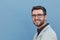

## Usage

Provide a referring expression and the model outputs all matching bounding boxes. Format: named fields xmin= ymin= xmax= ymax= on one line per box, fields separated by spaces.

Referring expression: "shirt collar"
xmin=37 ymin=23 xmax=49 ymax=36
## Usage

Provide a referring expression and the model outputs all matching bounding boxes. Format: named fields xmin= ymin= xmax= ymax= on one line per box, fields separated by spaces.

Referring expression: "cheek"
xmin=32 ymin=18 xmax=34 ymax=20
xmin=41 ymin=17 xmax=46 ymax=21
xmin=41 ymin=18 xmax=44 ymax=20
xmin=32 ymin=18 xmax=35 ymax=22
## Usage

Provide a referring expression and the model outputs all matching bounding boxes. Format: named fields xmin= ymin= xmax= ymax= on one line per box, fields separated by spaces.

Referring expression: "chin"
xmin=35 ymin=23 xmax=41 ymax=27
xmin=35 ymin=22 xmax=44 ymax=27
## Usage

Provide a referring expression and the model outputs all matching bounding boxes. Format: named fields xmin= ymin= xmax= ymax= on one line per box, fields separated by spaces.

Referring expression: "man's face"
xmin=32 ymin=9 xmax=47 ymax=27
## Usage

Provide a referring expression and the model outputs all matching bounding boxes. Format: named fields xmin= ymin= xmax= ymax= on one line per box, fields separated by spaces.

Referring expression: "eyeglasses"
xmin=32 ymin=14 xmax=45 ymax=18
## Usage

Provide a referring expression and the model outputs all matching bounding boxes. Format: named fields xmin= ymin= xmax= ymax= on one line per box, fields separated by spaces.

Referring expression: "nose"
xmin=35 ymin=16 xmax=39 ymax=19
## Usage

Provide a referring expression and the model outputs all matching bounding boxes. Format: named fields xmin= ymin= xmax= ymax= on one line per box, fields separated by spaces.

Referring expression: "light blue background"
xmin=0 ymin=0 xmax=60 ymax=40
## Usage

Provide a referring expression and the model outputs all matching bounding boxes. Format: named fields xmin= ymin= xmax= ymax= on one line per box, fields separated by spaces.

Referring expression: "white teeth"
xmin=37 ymin=21 xmax=38 ymax=22
xmin=36 ymin=21 xmax=39 ymax=22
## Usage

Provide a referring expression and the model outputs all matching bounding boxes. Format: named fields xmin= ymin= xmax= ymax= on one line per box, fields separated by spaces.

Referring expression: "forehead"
xmin=32 ymin=9 xmax=44 ymax=14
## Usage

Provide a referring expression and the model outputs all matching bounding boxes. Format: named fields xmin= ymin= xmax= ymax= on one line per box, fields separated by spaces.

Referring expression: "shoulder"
xmin=42 ymin=25 xmax=57 ymax=40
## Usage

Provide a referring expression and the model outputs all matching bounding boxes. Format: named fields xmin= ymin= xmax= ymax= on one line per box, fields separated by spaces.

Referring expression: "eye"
xmin=32 ymin=14 xmax=36 ymax=17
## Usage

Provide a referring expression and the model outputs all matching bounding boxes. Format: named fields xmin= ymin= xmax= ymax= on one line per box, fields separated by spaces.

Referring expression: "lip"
xmin=35 ymin=19 xmax=40 ymax=21
xmin=34 ymin=20 xmax=40 ymax=23
xmin=34 ymin=21 xmax=40 ymax=25
xmin=35 ymin=20 xmax=40 ymax=22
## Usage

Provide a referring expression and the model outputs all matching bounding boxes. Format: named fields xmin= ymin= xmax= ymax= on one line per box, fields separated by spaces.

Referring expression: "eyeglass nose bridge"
xmin=35 ymin=15 xmax=39 ymax=18
xmin=35 ymin=14 xmax=42 ymax=18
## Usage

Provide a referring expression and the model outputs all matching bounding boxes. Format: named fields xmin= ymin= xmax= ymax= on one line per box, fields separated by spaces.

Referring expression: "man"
xmin=31 ymin=6 xmax=57 ymax=40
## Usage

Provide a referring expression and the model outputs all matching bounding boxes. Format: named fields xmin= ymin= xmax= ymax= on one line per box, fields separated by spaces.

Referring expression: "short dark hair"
xmin=32 ymin=6 xmax=47 ymax=15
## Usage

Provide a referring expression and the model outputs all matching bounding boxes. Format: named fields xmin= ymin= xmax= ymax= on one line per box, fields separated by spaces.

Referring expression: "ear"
xmin=45 ymin=15 xmax=47 ymax=20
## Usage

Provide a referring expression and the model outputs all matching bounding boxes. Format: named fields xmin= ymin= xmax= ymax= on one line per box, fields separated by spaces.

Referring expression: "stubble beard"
xmin=33 ymin=20 xmax=45 ymax=27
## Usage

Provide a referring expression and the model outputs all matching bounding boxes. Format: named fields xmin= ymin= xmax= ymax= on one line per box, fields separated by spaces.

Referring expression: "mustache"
xmin=34 ymin=19 xmax=41 ymax=21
